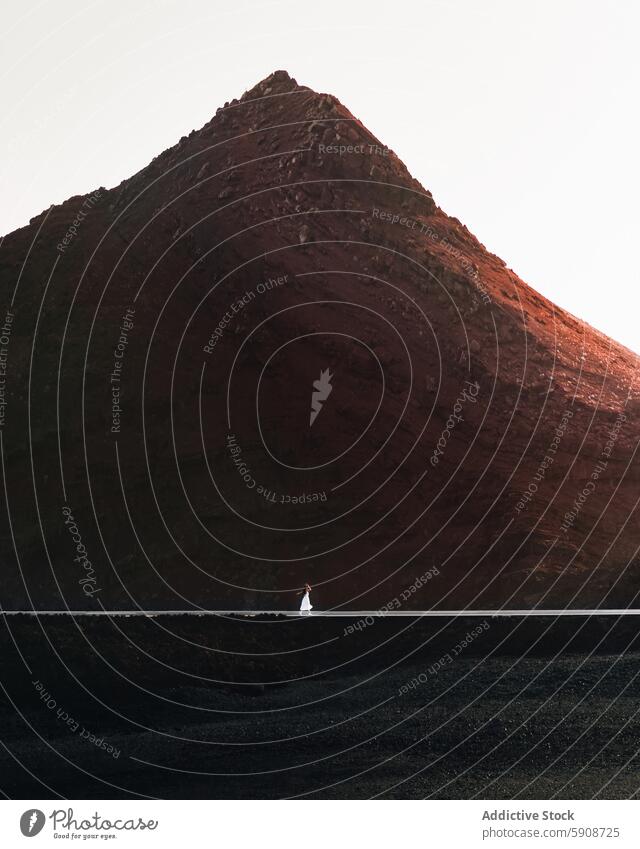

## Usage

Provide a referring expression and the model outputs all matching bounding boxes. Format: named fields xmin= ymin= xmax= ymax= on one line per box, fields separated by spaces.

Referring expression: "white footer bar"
xmin=0 ymin=800 xmax=637 ymax=848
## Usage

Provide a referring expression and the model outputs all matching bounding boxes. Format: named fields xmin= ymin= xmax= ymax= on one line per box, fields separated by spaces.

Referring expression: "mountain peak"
xmin=240 ymin=69 xmax=304 ymax=102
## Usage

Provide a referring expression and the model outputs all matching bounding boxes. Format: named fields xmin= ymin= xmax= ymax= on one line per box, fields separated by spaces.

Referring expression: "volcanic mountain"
xmin=2 ymin=70 xmax=640 ymax=611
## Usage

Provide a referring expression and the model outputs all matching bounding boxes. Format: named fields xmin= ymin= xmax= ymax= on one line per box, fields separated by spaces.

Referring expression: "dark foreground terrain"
xmin=2 ymin=614 xmax=640 ymax=799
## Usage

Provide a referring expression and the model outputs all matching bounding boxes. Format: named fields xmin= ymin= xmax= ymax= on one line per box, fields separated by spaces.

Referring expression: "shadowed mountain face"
xmin=1 ymin=70 xmax=640 ymax=611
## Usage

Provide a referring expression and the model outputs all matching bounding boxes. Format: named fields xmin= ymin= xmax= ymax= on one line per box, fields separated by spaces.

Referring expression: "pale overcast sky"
xmin=1 ymin=0 xmax=638 ymax=350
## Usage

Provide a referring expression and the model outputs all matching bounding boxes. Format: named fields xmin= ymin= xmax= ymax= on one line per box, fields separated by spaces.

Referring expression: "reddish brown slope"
xmin=1 ymin=70 xmax=639 ymax=610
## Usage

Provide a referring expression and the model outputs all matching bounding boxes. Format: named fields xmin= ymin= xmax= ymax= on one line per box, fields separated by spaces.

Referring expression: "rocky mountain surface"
xmin=2 ymin=70 xmax=639 ymax=610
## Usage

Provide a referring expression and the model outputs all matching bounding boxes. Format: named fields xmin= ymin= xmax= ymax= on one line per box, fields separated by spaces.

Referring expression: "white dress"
xmin=300 ymin=592 xmax=313 ymax=613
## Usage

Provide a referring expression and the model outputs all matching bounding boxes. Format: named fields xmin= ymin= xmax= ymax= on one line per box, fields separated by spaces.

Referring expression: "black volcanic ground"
xmin=3 ymin=614 xmax=640 ymax=799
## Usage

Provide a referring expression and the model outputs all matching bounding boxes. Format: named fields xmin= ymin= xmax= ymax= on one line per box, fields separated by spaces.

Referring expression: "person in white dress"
xmin=299 ymin=583 xmax=313 ymax=614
